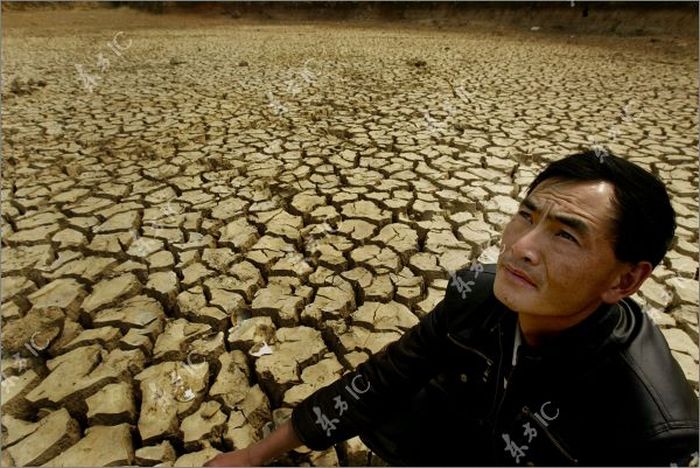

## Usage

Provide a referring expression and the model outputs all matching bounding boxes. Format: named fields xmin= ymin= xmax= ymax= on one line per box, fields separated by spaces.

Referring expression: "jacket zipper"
xmin=446 ymin=332 xmax=494 ymax=364
xmin=521 ymin=406 xmax=578 ymax=464
xmin=446 ymin=332 xmax=494 ymax=381
xmin=490 ymin=322 xmax=512 ymax=447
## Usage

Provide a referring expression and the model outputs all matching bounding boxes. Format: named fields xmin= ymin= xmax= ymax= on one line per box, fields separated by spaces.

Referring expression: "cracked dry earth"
xmin=1 ymin=10 xmax=699 ymax=467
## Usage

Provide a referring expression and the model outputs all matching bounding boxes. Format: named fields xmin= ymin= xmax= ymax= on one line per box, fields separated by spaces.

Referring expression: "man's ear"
xmin=601 ymin=261 xmax=654 ymax=304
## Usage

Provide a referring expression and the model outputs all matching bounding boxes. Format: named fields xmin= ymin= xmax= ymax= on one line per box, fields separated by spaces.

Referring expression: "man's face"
xmin=494 ymin=178 xmax=628 ymax=318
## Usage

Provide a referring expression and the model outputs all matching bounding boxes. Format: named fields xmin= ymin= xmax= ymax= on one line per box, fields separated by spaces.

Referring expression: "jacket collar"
xmin=506 ymin=298 xmax=636 ymax=367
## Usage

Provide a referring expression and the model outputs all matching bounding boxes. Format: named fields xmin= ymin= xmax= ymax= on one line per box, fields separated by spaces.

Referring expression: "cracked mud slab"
xmin=1 ymin=6 xmax=698 ymax=467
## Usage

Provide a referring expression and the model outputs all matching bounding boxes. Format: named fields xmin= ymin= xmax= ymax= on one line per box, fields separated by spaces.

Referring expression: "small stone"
xmin=671 ymin=305 xmax=699 ymax=342
xmin=302 ymin=280 xmax=355 ymax=325
xmin=6 ymin=223 xmax=61 ymax=245
xmin=5 ymin=408 xmax=81 ymax=466
xmin=219 ymin=218 xmax=258 ymax=250
xmin=45 ymin=256 xmax=118 ymax=283
xmin=127 ymin=236 xmax=164 ymax=258
xmin=201 ymin=248 xmax=239 ymax=272
xmin=211 ymin=197 xmax=248 ymax=221
xmin=135 ymin=361 xmax=210 ymax=444
xmin=1 ymin=301 xmax=22 ymax=321
xmin=282 ymin=356 xmax=344 ymax=406
xmin=61 ymin=326 xmax=122 ymax=353
xmin=146 ymin=271 xmax=180 ymax=310
xmin=1 ymin=276 xmax=37 ymax=302
xmin=180 ymin=400 xmax=227 ymax=451
xmin=86 ymin=381 xmax=136 ymax=425
xmin=152 ymin=318 xmax=213 ymax=362
xmin=668 ymin=276 xmax=699 ymax=305
xmin=92 ymin=295 xmax=165 ymax=331
xmin=181 ymin=262 xmax=215 ymax=288
xmin=2 ymin=244 xmax=53 ymax=275
xmin=228 ymin=316 xmax=276 ymax=353
xmin=1 ymin=414 xmax=37 ymax=448
xmin=645 ymin=307 xmax=676 ymax=328
xmin=52 ymin=228 xmax=88 ymax=248
xmin=310 ymin=446 xmax=340 ymax=466
xmin=1 ymin=305 xmax=64 ymax=354
xmin=223 ymin=410 xmax=258 ymax=451
xmin=254 ymin=327 xmax=327 ymax=406
xmin=350 ymin=245 xmax=401 ymax=274
xmin=335 ymin=326 xmax=401 ymax=355
xmin=209 ymin=288 xmax=246 ymax=320
xmin=352 ymin=301 xmax=419 ymax=333
xmin=409 ymin=252 xmax=444 ymax=282
xmin=337 ymin=219 xmax=377 ymax=243
xmin=135 ymin=441 xmax=177 ymax=466
xmin=639 ymin=279 xmax=673 ymax=310
xmin=1 ymin=369 xmax=42 ymax=418
xmin=210 ymin=351 xmax=251 ymax=411
xmin=252 ymin=284 xmax=305 ymax=327
xmin=26 ymin=346 xmax=146 ymax=415
xmin=119 ymin=329 xmax=154 ymax=354
xmin=364 ymin=274 xmax=395 ymax=302
xmin=148 ymin=250 xmax=175 ymax=270
xmin=27 ymin=278 xmax=86 ymax=320
xmin=662 ymin=328 xmax=699 ymax=362
xmin=342 ymin=436 xmax=372 ymax=466
xmin=80 ymin=273 xmax=142 ymax=316
xmin=371 ymin=223 xmax=419 ymax=262
xmin=173 ymin=447 xmax=222 ymax=467
xmin=45 ymin=423 xmax=134 ymax=466
xmin=238 ymin=384 xmax=272 ymax=434
xmin=342 ymin=200 xmax=392 ymax=226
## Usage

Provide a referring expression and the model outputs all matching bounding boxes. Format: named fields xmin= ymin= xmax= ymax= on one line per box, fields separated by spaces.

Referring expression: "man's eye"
xmin=518 ymin=211 xmax=532 ymax=222
xmin=557 ymin=231 xmax=577 ymax=243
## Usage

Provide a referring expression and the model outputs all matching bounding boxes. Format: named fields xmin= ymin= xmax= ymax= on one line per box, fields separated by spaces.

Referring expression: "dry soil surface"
xmin=1 ymin=8 xmax=698 ymax=467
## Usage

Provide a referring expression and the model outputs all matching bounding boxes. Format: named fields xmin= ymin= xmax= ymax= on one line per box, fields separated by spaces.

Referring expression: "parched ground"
xmin=1 ymin=7 xmax=698 ymax=467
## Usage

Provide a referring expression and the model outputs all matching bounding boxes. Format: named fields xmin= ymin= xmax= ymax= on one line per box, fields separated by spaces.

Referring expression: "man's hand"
xmin=203 ymin=448 xmax=257 ymax=467
xmin=203 ymin=419 xmax=303 ymax=466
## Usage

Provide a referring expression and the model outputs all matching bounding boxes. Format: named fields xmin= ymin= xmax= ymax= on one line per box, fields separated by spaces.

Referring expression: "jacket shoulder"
xmin=592 ymin=298 xmax=698 ymax=443
xmin=621 ymin=299 xmax=698 ymax=429
xmin=445 ymin=262 xmax=497 ymax=304
xmin=443 ymin=262 xmax=500 ymax=330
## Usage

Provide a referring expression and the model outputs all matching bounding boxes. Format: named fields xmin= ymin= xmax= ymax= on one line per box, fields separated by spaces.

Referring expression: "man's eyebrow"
xmin=520 ymin=197 xmax=590 ymax=237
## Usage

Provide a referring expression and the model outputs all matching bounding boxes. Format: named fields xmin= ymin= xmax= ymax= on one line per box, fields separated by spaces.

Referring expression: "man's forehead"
xmin=526 ymin=179 xmax=615 ymax=210
xmin=520 ymin=181 xmax=617 ymax=238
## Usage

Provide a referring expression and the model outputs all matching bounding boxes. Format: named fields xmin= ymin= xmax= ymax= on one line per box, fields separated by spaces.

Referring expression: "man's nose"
xmin=511 ymin=222 xmax=545 ymax=264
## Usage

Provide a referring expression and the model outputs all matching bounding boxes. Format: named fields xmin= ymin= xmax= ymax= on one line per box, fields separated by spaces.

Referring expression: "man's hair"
xmin=525 ymin=149 xmax=676 ymax=268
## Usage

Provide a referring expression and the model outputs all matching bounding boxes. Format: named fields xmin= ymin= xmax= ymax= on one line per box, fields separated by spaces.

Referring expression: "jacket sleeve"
xmin=290 ymin=265 xmax=492 ymax=450
xmin=631 ymin=429 xmax=699 ymax=466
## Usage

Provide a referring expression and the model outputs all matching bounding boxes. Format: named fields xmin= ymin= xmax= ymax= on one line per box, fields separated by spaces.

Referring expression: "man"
xmin=205 ymin=150 xmax=698 ymax=466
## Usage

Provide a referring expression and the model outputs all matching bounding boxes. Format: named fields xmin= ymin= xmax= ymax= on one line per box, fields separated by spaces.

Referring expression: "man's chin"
xmin=494 ymin=275 xmax=538 ymax=313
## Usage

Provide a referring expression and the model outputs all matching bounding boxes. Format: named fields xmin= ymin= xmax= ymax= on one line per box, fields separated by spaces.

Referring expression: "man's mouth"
xmin=504 ymin=265 xmax=537 ymax=289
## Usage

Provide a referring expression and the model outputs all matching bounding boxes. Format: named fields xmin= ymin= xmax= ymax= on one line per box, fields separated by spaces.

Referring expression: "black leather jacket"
xmin=291 ymin=264 xmax=699 ymax=465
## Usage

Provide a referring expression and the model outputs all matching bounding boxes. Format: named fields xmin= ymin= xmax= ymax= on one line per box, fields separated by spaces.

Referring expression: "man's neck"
xmin=517 ymin=301 xmax=604 ymax=348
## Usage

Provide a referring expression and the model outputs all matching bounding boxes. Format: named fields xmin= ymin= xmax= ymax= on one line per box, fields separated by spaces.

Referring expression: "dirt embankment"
xmin=2 ymin=1 xmax=698 ymax=38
